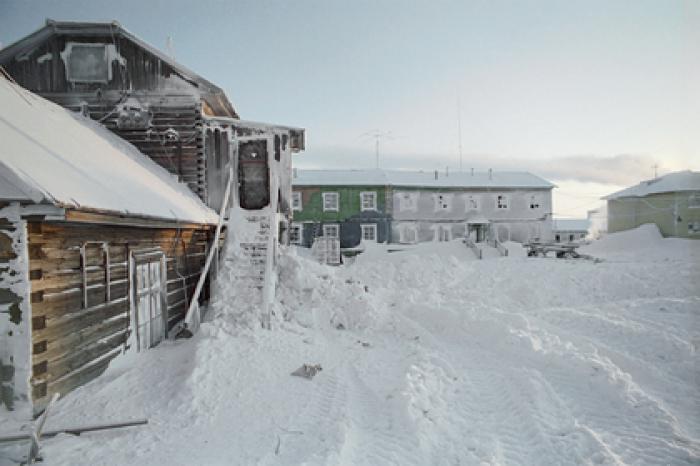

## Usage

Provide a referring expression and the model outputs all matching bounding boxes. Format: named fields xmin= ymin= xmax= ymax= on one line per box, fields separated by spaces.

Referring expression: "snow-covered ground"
xmin=3 ymin=225 xmax=699 ymax=465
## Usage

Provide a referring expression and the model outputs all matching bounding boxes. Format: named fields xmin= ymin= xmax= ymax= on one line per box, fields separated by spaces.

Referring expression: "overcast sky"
xmin=1 ymin=0 xmax=698 ymax=217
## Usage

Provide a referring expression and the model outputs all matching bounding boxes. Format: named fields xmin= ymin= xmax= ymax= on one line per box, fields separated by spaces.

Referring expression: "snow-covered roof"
xmin=553 ymin=219 xmax=590 ymax=232
xmin=293 ymin=169 xmax=554 ymax=189
xmin=603 ymin=170 xmax=700 ymax=200
xmin=0 ymin=78 xmax=219 ymax=224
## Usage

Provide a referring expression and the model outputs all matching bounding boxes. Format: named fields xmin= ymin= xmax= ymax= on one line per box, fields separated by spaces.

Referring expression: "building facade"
xmin=603 ymin=171 xmax=700 ymax=238
xmin=292 ymin=169 xmax=554 ymax=248
xmin=552 ymin=219 xmax=590 ymax=243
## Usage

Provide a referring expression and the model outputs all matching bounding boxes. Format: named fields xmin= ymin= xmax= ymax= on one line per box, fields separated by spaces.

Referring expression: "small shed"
xmin=0 ymin=78 xmax=219 ymax=417
xmin=603 ymin=171 xmax=700 ymax=238
xmin=552 ymin=219 xmax=590 ymax=243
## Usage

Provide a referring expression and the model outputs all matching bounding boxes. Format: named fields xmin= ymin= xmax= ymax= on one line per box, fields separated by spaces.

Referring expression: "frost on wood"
xmin=0 ymin=204 xmax=31 ymax=418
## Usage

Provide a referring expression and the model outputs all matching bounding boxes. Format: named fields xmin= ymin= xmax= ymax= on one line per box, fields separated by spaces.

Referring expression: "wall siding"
xmin=607 ymin=192 xmax=700 ymax=238
xmin=27 ymin=221 xmax=212 ymax=413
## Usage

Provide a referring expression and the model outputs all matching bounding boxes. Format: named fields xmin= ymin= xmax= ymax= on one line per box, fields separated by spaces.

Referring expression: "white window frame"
xmin=399 ymin=223 xmax=418 ymax=244
xmin=398 ymin=192 xmax=418 ymax=212
xmin=291 ymin=192 xmax=302 ymax=211
xmin=360 ymin=191 xmax=377 ymax=211
xmin=323 ymin=192 xmax=339 ymax=212
xmin=323 ymin=224 xmax=340 ymax=238
xmin=289 ymin=222 xmax=302 ymax=245
xmin=496 ymin=194 xmax=509 ymax=210
xmin=529 ymin=194 xmax=540 ymax=210
xmin=434 ymin=193 xmax=453 ymax=212
xmin=361 ymin=223 xmax=378 ymax=242
xmin=689 ymin=193 xmax=700 ymax=209
xmin=465 ymin=194 xmax=479 ymax=212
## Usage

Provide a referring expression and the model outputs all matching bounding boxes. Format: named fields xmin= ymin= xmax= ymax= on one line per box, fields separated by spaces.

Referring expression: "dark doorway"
xmin=238 ymin=139 xmax=270 ymax=210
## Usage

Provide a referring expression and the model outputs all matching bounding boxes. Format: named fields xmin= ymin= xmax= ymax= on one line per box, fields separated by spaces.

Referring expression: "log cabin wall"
xmin=27 ymin=220 xmax=214 ymax=413
xmin=0 ymin=27 xmax=236 ymax=207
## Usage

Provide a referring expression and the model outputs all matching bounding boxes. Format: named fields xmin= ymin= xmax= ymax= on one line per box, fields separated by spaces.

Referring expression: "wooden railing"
xmin=464 ymin=237 xmax=482 ymax=260
xmin=175 ymin=166 xmax=233 ymax=337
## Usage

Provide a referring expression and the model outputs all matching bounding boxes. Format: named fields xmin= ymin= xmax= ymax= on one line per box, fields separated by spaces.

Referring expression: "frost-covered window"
xmin=689 ymin=222 xmax=700 ymax=234
xmin=399 ymin=192 xmax=418 ymax=212
xmin=289 ymin=223 xmax=302 ymax=245
xmin=361 ymin=224 xmax=377 ymax=242
xmin=323 ymin=192 xmax=339 ymax=211
xmin=360 ymin=191 xmax=377 ymax=211
xmin=465 ymin=194 xmax=479 ymax=211
xmin=529 ymin=195 xmax=540 ymax=209
xmin=496 ymin=194 xmax=509 ymax=210
xmin=434 ymin=193 xmax=452 ymax=212
xmin=399 ymin=224 xmax=418 ymax=243
xmin=292 ymin=192 xmax=302 ymax=211
xmin=64 ymin=43 xmax=110 ymax=83
xmin=323 ymin=224 xmax=340 ymax=238
xmin=689 ymin=193 xmax=700 ymax=209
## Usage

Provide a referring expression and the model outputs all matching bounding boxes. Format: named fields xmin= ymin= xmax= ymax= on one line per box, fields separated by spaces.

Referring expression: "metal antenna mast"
xmin=361 ymin=130 xmax=393 ymax=169
xmin=457 ymin=95 xmax=463 ymax=171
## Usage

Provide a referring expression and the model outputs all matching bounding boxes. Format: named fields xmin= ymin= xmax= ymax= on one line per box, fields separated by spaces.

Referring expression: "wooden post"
xmin=0 ymin=203 xmax=32 ymax=419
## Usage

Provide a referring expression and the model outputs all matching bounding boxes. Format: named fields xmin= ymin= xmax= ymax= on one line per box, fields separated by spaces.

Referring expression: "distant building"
xmin=602 ymin=170 xmax=700 ymax=238
xmin=587 ymin=206 xmax=607 ymax=239
xmin=552 ymin=219 xmax=590 ymax=243
xmin=291 ymin=169 xmax=554 ymax=248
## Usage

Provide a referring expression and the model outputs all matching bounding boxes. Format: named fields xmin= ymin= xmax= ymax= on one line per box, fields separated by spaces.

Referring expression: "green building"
xmin=603 ymin=170 xmax=700 ymax=238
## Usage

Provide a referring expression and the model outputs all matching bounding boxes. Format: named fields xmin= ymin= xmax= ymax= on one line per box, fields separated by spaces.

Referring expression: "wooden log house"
xmin=0 ymin=19 xmax=305 ymax=213
xmin=0 ymin=77 xmax=220 ymax=416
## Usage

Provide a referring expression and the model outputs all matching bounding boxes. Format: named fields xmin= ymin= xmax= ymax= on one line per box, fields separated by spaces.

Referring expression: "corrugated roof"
xmin=292 ymin=169 xmax=554 ymax=189
xmin=603 ymin=170 xmax=700 ymax=200
xmin=0 ymin=78 xmax=218 ymax=224
xmin=553 ymin=219 xmax=590 ymax=231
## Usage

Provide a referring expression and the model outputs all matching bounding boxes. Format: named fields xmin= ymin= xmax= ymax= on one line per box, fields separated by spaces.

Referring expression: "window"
xmin=434 ymin=193 xmax=452 ymax=212
xmin=689 ymin=222 xmax=700 ymax=234
xmin=569 ymin=234 xmax=575 ymax=242
xmin=399 ymin=224 xmax=418 ymax=243
xmin=689 ymin=193 xmax=700 ymax=209
xmin=289 ymin=222 xmax=302 ymax=245
xmin=323 ymin=192 xmax=339 ymax=211
xmin=465 ymin=194 xmax=479 ymax=211
xmin=529 ymin=195 xmax=540 ymax=209
xmin=361 ymin=224 xmax=377 ymax=242
xmin=292 ymin=192 xmax=302 ymax=211
xmin=64 ymin=43 xmax=110 ymax=83
xmin=434 ymin=225 xmax=451 ymax=242
xmin=555 ymin=234 xmax=561 ymax=242
xmin=399 ymin=192 xmax=418 ymax=212
xmin=80 ymin=242 xmax=111 ymax=309
xmin=360 ymin=191 xmax=377 ymax=211
xmin=496 ymin=194 xmax=509 ymax=209
xmin=323 ymin=224 xmax=340 ymax=238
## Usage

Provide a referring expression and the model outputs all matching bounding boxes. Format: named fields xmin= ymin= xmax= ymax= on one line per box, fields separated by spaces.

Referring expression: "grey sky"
xmin=1 ymin=0 xmax=697 ymax=216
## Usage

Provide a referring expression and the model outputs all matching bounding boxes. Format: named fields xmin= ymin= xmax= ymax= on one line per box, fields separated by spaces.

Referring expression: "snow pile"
xmin=581 ymin=223 xmax=700 ymax=262
xmin=7 ymin=228 xmax=698 ymax=465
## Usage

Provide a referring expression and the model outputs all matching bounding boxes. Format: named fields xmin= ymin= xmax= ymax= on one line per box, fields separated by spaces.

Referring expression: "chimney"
xmin=488 ymin=168 xmax=492 ymax=180
xmin=434 ymin=170 xmax=438 ymax=180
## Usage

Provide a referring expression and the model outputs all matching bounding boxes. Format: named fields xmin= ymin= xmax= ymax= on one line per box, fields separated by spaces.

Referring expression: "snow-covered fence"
xmin=312 ymin=237 xmax=341 ymax=265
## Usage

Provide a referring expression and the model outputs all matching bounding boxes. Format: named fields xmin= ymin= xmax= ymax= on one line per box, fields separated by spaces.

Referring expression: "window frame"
xmin=289 ymin=222 xmax=303 ymax=245
xmin=689 ymin=193 xmax=700 ymax=209
xmin=323 ymin=223 xmax=340 ymax=238
xmin=529 ymin=194 xmax=540 ymax=210
xmin=322 ymin=192 xmax=339 ymax=212
xmin=360 ymin=191 xmax=377 ymax=211
xmin=398 ymin=192 xmax=418 ymax=212
xmin=399 ymin=223 xmax=418 ymax=244
xmin=465 ymin=194 xmax=479 ymax=212
xmin=434 ymin=193 xmax=453 ymax=212
xmin=360 ymin=223 xmax=378 ymax=242
xmin=496 ymin=194 xmax=509 ymax=210
xmin=291 ymin=191 xmax=302 ymax=211
xmin=64 ymin=42 xmax=111 ymax=83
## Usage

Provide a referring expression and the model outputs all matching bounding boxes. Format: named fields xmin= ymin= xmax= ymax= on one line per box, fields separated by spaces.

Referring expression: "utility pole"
xmin=457 ymin=95 xmax=463 ymax=171
xmin=653 ymin=163 xmax=658 ymax=179
xmin=361 ymin=130 xmax=393 ymax=169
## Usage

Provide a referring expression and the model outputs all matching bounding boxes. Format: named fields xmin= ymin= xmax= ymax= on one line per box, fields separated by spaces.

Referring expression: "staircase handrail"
xmin=464 ymin=237 xmax=482 ymax=260
xmin=178 ymin=166 xmax=234 ymax=336
xmin=493 ymin=238 xmax=509 ymax=257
